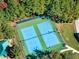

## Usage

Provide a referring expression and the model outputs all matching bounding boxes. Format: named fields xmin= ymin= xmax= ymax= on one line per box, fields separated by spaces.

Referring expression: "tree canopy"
xmin=0 ymin=0 xmax=79 ymax=21
xmin=0 ymin=0 xmax=79 ymax=39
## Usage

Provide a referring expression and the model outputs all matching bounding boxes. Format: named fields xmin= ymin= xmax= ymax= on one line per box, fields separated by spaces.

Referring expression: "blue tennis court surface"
xmin=21 ymin=26 xmax=42 ymax=53
xmin=25 ymin=37 xmax=42 ymax=53
xmin=21 ymin=26 xmax=37 ymax=40
xmin=42 ymin=33 xmax=60 ymax=47
xmin=37 ymin=21 xmax=54 ymax=34
xmin=37 ymin=21 xmax=60 ymax=47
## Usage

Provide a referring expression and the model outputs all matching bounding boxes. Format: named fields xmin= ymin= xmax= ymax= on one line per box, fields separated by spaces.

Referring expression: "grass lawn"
xmin=56 ymin=23 xmax=79 ymax=59
xmin=56 ymin=23 xmax=79 ymax=50
xmin=72 ymin=53 xmax=79 ymax=59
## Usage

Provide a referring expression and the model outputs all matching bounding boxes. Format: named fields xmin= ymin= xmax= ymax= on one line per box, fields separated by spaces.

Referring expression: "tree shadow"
xmin=34 ymin=49 xmax=52 ymax=59
xmin=26 ymin=54 xmax=37 ymax=59
xmin=26 ymin=49 xmax=59 ymax=59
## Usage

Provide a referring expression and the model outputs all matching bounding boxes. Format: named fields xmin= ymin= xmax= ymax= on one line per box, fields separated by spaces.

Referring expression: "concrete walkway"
xmin=60 ymin=45 xmax=79 ymax=54
xmin=75 ymin=18 xmax=79 ymax=33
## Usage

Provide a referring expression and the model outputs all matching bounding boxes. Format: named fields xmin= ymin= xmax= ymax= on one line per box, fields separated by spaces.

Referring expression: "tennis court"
xmin=16 ymin=17 xmax=64 ymax=55
xmin=37 ymin=21 xmax=60 ymax=47
xmin=21 ymin=26 xmax=42 ymax=53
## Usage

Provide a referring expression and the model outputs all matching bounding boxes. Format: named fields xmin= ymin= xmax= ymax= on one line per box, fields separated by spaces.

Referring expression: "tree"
xmin=75 ymin=0 xmax=79 ymax=17
xmin=26 ymin=54 xmax=37 ymax=59
xmin=6 ymin=45 xmax=20 ymax=58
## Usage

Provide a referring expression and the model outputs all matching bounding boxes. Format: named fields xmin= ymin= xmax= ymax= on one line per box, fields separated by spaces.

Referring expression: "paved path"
xmin=60 ymin=45 xmax=79 ymax=54
xmin=75 ymin=19 xmax=79 ymax=33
